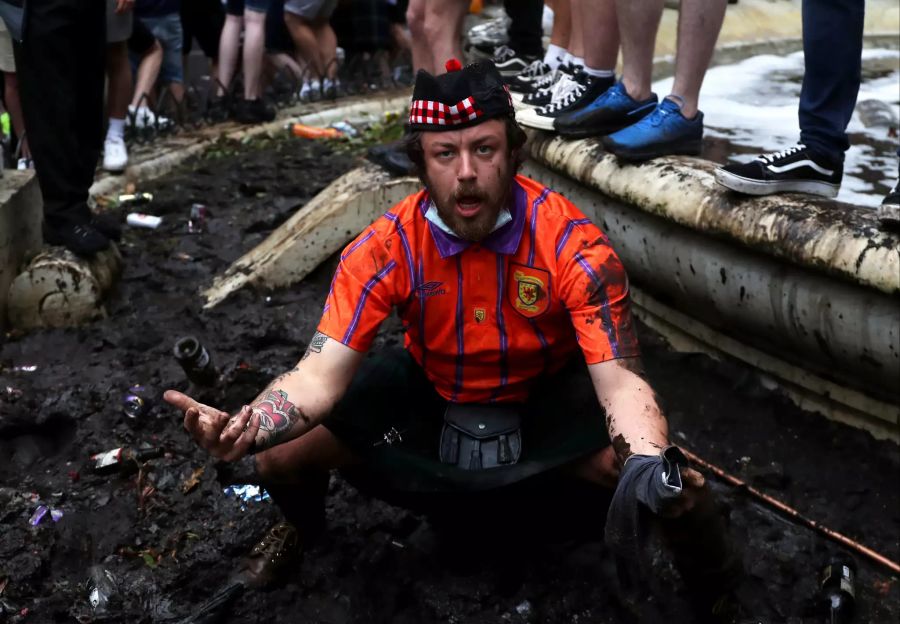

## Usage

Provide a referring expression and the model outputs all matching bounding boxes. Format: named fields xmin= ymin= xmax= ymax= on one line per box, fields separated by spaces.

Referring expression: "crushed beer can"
xmin=118 ymin=192 xmax=153 ymax=206
xmin=123 ymin=385 xmax=152 ymax=419
xmin=29 ymin=505 xmax=49 ymax=526
xmin=188 ymin=203 xmax=209 ymax=234
xmin=223 ymin=484 xmax=270 ymax=511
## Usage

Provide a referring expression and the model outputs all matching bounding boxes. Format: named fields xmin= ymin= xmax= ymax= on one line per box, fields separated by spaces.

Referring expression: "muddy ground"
xmin=1 ymin=136 xmax=898 ymax=624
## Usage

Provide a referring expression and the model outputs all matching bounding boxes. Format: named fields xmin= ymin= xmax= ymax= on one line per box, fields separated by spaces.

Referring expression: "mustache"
xmin=452 ymin=185 xmax=487 ymax=201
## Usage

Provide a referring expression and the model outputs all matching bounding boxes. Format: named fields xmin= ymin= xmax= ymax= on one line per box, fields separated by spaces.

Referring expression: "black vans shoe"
xmin=878 ymin=178 xmax=900 ymax=227
xmin=715 ymin=145 xmax=842 ymax=198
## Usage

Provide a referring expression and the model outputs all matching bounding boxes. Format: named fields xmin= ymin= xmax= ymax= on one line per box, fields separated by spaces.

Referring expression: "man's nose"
xmin=457 ymin=150 xmax=476 ymax=181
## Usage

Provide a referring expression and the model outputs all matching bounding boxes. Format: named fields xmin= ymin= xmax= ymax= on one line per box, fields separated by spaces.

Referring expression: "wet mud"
xmin=1 ymin=136 xmax=898 ymax=623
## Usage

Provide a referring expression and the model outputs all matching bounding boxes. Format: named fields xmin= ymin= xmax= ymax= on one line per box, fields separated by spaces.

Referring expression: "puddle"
xmin=655 ymin=48 xmax=900 ymax=207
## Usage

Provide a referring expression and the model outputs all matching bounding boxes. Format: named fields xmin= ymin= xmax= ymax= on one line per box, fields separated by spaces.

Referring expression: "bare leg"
xmin=568 ymin=0 xmax=585 ymax=59
xmin=669 ymin=0 xmax=726 ymax=118
xmin=424 ymin=0 xmax=469 ymax=73
xmin=582 ymin=0 xmax=619 ymax=71
xmin=617 ymin=0 xmax=664 ymax=101
xmin=106 ymin=41 xmax=132 ymax=120
xmin=131 ymin=40 xmax=163 ymax=109
xmin=549 ymin=0 xmax=571 ymax=49
xmin=267 ymin=50 xmax=304 ymax=82
xmin=242 ymin=9 xmax=267 ymax=100
xmin=284 ymin=12 xmax=324 ymax=78
xmin=312 ymin=19 xmax=337 ymax=79
xmin=166 ymin=81 xmax=185 ymax=103
xmin=3 ymin=72 xmax=30 ymax=159
xmin=217 ymin=13 xmax=243 ymax=95
xmin=406 ymin=0 xmax=431 ymax=73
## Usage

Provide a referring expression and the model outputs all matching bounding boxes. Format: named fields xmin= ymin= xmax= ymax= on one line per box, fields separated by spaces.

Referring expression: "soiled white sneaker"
xmin=103 ymin=137 xmax=128 ymax=173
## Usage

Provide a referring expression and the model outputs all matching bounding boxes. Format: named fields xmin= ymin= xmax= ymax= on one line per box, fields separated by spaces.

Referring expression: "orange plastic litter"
xmin=291 ymin=124 xmax=343 ymax=139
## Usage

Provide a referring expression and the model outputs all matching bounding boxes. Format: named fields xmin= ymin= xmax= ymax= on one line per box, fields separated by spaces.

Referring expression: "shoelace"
xmin=757 ymin=144 xmax=807 ymax=164
xmin=492 ymin=45 xmax=516 ymax=62
xmin=540 ymin=80 xmax=585 ymax=114
xmin=531 ymin=68 xmax=561 ymax=91
xmin=516 ymin=59 xmax=546 ymax=79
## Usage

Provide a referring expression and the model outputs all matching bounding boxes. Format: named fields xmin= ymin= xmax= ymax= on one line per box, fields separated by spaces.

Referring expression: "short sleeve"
xmin=317 ymin=228 xmax=402 ymax=352
xmin=558 ymin=225 xmax=640 ymax=364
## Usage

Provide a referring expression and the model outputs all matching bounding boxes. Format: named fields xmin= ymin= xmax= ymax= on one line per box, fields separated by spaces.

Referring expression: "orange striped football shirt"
xmin=317 ymin=174 xmax=640 ymax=403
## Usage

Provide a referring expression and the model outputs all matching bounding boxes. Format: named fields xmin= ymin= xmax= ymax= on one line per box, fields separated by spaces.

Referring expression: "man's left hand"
xmin=115 ymin=0 xmax=135 ymax=14
xmin=661 ymin=466 xmax=706 ymax=518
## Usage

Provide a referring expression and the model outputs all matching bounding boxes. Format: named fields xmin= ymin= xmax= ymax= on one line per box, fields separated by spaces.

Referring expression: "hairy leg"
xmin=106 ymin=41 xmax=132 ymax=120
xmin=617 ymin=0 xmax=664 ymax=101
xmin=284 ymin=12 xmax=324 ymax=78
xmin=669 ymin=0 xmax=727 ymax=118
xmin=406 ymin=0 xmax=431 ymax=73
xmin=424 ymin=0 xmax=469 ymax=72
xmin=582 ymin=0 xmax=619 ymax=71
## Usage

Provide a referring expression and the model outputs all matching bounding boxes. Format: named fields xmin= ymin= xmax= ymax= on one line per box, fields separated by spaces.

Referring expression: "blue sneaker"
xmin=601 ymin=96 xmax=704 ymax=161
xmin=553 ymin=81 xmax=658 ymax=138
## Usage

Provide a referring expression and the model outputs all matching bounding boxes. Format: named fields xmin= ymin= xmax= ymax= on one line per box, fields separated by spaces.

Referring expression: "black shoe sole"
xmin=603 ymin=137 xmax=702 ymax=161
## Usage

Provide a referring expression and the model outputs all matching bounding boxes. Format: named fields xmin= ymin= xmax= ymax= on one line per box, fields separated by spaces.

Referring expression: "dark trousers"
xmin=798 ymin=0 xmax=865 ymax=163
xmin=13 ymin=0 xmax=106 ymax=229
xmin=504 ymin=0 xmax=543 ymax=59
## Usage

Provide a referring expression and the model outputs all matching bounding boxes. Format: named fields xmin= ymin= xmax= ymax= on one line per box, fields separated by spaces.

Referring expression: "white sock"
xmin=582 ymin=65 xmax=615 ymax=78
xmin=106 ymin=118 xmax=125 ymax=141
xmin=544 ymin=44 xmax=567 ymax=70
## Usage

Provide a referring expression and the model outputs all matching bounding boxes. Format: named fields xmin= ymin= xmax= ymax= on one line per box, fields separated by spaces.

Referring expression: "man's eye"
xmin=476 ymin=145 xmax=493 ymax=155
xmin=437 ymin=150 xmax=454 ymax=158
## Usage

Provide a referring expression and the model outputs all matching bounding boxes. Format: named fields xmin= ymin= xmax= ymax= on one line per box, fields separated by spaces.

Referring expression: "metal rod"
xmin=681 ymin=448 xmax=900 ymax=576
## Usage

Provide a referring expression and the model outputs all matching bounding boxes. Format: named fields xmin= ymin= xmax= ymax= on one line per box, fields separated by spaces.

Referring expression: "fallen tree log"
xmin=203 ymin=164 xmax=420 ymax=308
xmin=6 ymin=245 xmax=123 ymax=330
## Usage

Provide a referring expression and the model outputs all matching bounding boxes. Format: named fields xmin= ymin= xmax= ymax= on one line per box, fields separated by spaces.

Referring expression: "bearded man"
xmin=165 ymin=60 xmax=764 ymax=623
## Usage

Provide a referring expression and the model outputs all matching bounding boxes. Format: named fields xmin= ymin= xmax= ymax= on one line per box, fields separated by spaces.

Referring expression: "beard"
xmin=427 ymin=162 xmax=515 ymax=243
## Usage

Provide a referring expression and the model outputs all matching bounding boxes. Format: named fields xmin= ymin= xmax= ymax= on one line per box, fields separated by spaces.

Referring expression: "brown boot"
xmin=234 ymin=521 xmax=300 ymax=589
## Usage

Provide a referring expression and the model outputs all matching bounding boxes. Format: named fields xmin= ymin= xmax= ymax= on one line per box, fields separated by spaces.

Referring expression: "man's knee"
xmin=568 ymin=445 xmax=620 ymax=488
xmin=254 ymin=425 xmax=359 ymax=481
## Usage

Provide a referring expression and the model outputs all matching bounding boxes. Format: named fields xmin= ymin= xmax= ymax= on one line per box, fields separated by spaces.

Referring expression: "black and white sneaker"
xmin=490 ymin=45 xmax=537 ymax=78
xmin=505 ymin=59 xmax=551 ymax=94
xmin=517 ymin=71 xmax=614 ymax=131
xmin=515 ymin=64 xmax=575 ymax=108
xmin=715 ymin=145 xmax=843 ymax=198
xmin=878 ymin=178 xmax=900 ymax=227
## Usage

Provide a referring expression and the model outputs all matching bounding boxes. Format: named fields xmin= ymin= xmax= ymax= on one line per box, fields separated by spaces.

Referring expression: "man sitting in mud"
xmin=165 ymin=60 xmax=756 ymax=622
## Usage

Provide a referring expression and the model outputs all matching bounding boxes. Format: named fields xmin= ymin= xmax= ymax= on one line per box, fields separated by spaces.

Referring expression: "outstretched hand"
xmin=663 ymin=466 xmax=706 ymax=518
xmin=164 ymin=390 xmax=260 ymax=461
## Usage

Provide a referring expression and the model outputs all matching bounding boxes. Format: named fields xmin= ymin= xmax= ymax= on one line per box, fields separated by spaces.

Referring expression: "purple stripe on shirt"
xmin=527 ymin=187 xmax=551 ymax=267
xmin=574 ymin=252 xmax=620 ymax=357
xmin=555 ymin=218 xmax=592 ymax=259
xmin=383 ymin=212 xmax=416 ymax=293
xmin=342 ymin=260 xmax=398 ymax=344
xmin=342 ymin=229 xmax=376 ymax=260
xmin=528 ymin=318 xmax=551 ymax=373
xmin=417 ymin=257 xmax=427 ymax=368
xmin=491 ymin=254 xmax=509 ymax=401
xmin=452 ymin=255 xmax=464 ymax=402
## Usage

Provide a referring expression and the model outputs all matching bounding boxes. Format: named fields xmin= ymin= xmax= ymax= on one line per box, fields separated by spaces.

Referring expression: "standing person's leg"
xmin=422 ymin=0 xmax=469 ymax=73
xmin=241 ymin=7 xmax=269 ymax=100
xmin=545 ymin=0 xmax=572 ymax=69
xmin=798 ymin=0 xmax=864 ymax=163
xmin=668 ymin=0 xmax=727 ymax=119
xmin=217 ymin=1 xmax=246 ymax=94
xmin=15 ymin=0 xmax=109 ymax=254
xmin=567 ymin=0 xmax=584 ymax=64
xmin=128 ymin=18 xmax=163 ymax=115
xmin=617 ymin=0 xmax=663 ymax=102
xmin=283 ymin=1 xmax=328 ymax=101
xmin=104 ymin=41 xmax=131 ymax=172
xmin=581 ymin=0 xmax=618 ymax=75
xmin=503 ymin=0 xmax=543 ymax=60
xmin=2 ymin=72 xmax=30 ymax=164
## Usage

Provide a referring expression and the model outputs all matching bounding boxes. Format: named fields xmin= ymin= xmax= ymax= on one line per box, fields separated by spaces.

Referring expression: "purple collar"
xmin=425 ymin=181 xmax=527 ymax=258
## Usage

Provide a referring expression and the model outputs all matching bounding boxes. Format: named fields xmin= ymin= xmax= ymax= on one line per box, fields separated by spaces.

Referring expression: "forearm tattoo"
xmin=252 ymin=389 xmax=308 ymax=450
xmin=301 ymin=331 xmax=329 ymax=360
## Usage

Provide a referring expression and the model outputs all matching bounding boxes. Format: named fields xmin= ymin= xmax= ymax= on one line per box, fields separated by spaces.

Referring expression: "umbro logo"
xmin=416 ymin=281 xmax=447 ymax=297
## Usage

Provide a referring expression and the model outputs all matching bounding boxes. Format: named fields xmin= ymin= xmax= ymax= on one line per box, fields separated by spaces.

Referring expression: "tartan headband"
xmin=408 ymin=96 xmax=485 ymax=127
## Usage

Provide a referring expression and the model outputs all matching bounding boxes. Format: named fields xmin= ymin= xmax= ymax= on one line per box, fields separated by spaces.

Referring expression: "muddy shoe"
xmin=233 ymin=522 xmax=299 ymax=589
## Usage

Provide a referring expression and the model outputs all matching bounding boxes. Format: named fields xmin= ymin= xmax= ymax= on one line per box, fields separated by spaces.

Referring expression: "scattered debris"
xmin=126 ymin=213 xmax=163 ymax=229
xmin=188 ymin=204 xmax=209 ymax=234
xmin=330 ymin=121 xmax=358 ymax=138
xmin=28 ymin=505 xmax=49 ymax=526
xmin=123 ymin=385 xmax=153 ymax=419
xmin=515 ymin=600 xmax=532 ymax=616
xmin=89 ymin=447 xmax=164 ymax=476
xmin=181 ymin=467 xmax=205 ymax=495
xmin=291 ymin=123 xmax=343 ymax=139
xmin=222 ymin=485 xmax=270 ymax=511
xmin=118 ymin=192 xmax=154 ymax=206
xmin=86 ymin=566 xmax=118 ymax=613
xmin=173 ymin=336 xmax=218 ymax=386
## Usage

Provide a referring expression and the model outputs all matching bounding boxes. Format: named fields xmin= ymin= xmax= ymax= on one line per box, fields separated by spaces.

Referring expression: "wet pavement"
xmin=676 ymin=48 xmax=900 ymax=208
xmin=0 ymin=135 xmax=898 ymax=623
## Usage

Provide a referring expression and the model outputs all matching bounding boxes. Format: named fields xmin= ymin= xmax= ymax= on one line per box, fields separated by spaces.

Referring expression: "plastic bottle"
xmin=173 ymin=336 xmax=218 ymax=386
xmin=820 ymin=557 xmax=856 ymax=624
xmin=89 ymin=447 xmax=163 ymax=476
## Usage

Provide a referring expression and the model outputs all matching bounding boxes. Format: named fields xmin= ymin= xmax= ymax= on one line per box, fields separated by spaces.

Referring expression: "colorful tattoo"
xmin=252 ymin=389 xmax=308 ymax=449
xmin=301 ymin=331 xmax=329 ymax=360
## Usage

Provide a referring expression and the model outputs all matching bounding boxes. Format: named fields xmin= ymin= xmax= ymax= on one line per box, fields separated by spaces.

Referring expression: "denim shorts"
xmin=138 ymin=13 xmax=183 ymax=83
xmin=226 ymin=0 xmax=272 ymax=15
